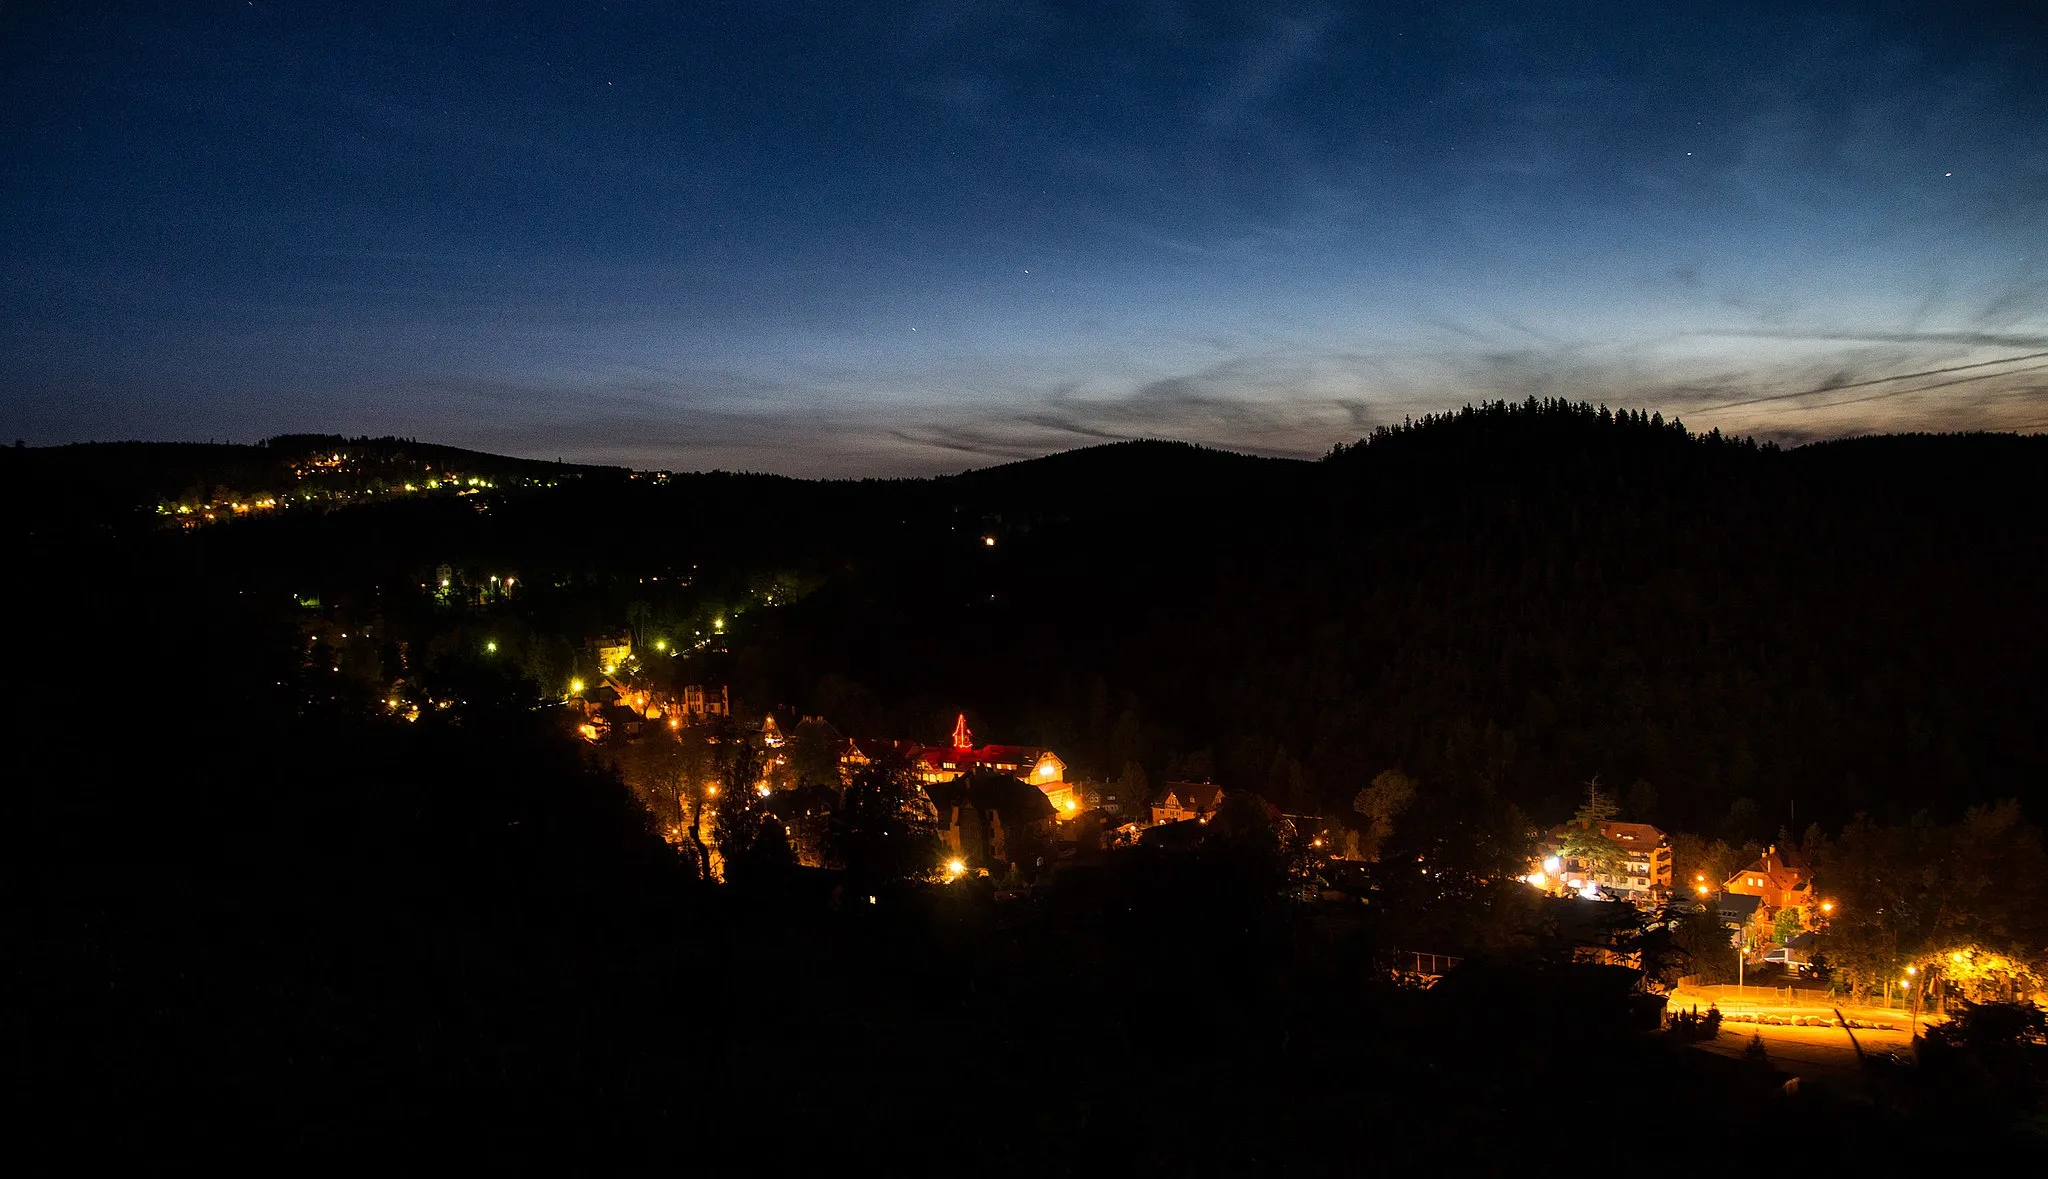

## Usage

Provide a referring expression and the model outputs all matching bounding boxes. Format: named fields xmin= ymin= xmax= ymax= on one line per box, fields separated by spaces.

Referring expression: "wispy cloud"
xmin=1204 ymin=10 xmax=1335 ymax=128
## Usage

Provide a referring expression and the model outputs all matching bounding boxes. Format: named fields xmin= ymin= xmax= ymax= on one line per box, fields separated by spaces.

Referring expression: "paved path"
xmin=1667 ymin=987 xmax=1930 ymax=1083
xmin=1689 ymin=1020 xmax=1915 ymax=1082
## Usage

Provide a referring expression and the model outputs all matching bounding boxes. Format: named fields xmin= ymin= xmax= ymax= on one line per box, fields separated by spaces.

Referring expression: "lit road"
xmin=1669 ymin=987 xmax=1924 ymax=1082
xmin=1690 ymin=1021 xmax=1914 ymax=1082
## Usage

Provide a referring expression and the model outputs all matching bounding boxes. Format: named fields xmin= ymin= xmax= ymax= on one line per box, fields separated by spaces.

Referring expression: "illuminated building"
xmin=1722 ymin=845 xmax=1811 ymax=914
xmin=679 ymin=684 xmax=730 ymax=722
xmin=909 ymin=713 xmax=1074 ymax=813
xmin=1150 ymin=781 xmax=1223 ymax=825
xmin=1529 ymin=821 xmax=1673 ymax=905
xmin=588 ymin=632 xmax=633 ymax=677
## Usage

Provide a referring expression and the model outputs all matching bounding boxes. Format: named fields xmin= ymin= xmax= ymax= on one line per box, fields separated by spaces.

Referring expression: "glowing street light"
xmin=713 ymin=618 xmax=724 ymax=631
xmin=1820 ymin=900 xmax=1834 ymax=914
xmin=1543 ymin=855 xmax=1562 ymax=874
xmin=945 ymin=858 xmax=966 ymax=878
xmin=569 ymin=678 xmax=585 ymax=695
xmin=654 ymin=638 xmax=668 ymax=652
xmin=485 ymin=640 xmax=497 ymax=654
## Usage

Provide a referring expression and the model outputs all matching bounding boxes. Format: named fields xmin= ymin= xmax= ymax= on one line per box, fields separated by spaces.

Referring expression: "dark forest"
xmin=8 ymin=401 xmax=2045 ymax=1165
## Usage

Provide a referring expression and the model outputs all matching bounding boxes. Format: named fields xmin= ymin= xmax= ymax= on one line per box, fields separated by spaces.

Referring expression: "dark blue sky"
xmin=5 ymin=2 xmax=2044 ymax=473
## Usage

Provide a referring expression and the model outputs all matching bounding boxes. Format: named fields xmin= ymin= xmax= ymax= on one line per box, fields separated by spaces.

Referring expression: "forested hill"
xmin=17 ymin=402 xmax=2045 ymax=842
xmin=741 ymin=404 xmax=2048 ymax=840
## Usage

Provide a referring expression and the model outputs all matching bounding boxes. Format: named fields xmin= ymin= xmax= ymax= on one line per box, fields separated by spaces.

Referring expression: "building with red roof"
xmin=909 ymin=714 xmax=1075 ymax=815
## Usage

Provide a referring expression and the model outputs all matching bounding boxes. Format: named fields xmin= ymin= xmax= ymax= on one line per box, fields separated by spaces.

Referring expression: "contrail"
xmin=1806 ymin=361 xmax=2048 ymax=412
xmin=1696 ymin=350 xmax=2048 ymax=412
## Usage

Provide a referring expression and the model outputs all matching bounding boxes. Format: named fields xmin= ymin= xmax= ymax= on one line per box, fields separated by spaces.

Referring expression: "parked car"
xmin=1763 ymin=947 xmax=1813 ymax=973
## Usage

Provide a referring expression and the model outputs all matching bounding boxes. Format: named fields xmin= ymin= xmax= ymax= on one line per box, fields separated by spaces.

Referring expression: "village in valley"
xmin=558 ymin=627 xmax=1983 ymax=1050
xmin=22 ymin=413 xmax=2048 ymax=1161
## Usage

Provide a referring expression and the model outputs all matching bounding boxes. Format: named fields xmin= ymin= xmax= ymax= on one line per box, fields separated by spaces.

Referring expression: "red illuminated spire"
xmin=951 ymin=712 xmax=973 ymax=749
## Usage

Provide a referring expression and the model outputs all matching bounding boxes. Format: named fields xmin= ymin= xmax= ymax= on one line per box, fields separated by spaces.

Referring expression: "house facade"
xmin=1150 ymin=781 xmax=1224 ymax=826
xmin=1532 ymin=820 xmax=1673 ymax=906
xmin=1722 ymin=845 xmax=1811 ymax=914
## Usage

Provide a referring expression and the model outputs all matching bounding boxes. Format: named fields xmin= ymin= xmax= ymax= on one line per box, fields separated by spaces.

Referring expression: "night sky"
xmin=4 ymin=2 xmax=2045 ymax=474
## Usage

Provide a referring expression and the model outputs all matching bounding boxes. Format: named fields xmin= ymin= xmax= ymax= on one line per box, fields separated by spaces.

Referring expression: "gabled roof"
xmin=1716 ymin=892 xmax=1763 ymax=922
xmin=913 ymin=743 xmax=1056 ymax=772
xmin=1154 ymin=781 xmax=1223 ymax=811
xmin=791 ymin=716 xmax=845 ymax=745
xmin=1727 ymin=845 xmax=1809 ymax=882
xmin=1599 ymin=821 xmax=1667 ymax=847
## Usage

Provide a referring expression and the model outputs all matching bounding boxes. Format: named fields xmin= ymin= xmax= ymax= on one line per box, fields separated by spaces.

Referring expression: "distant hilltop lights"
xmin=153 ymin=442 xmax=585 ymax=530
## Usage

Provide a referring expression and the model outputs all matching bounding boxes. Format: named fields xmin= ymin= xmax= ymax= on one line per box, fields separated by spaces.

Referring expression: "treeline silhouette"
xmin=10 ymin=401 xmax=2046 ymax=1163
xmin=19 ymin=399 xmax=2044 ymax=840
